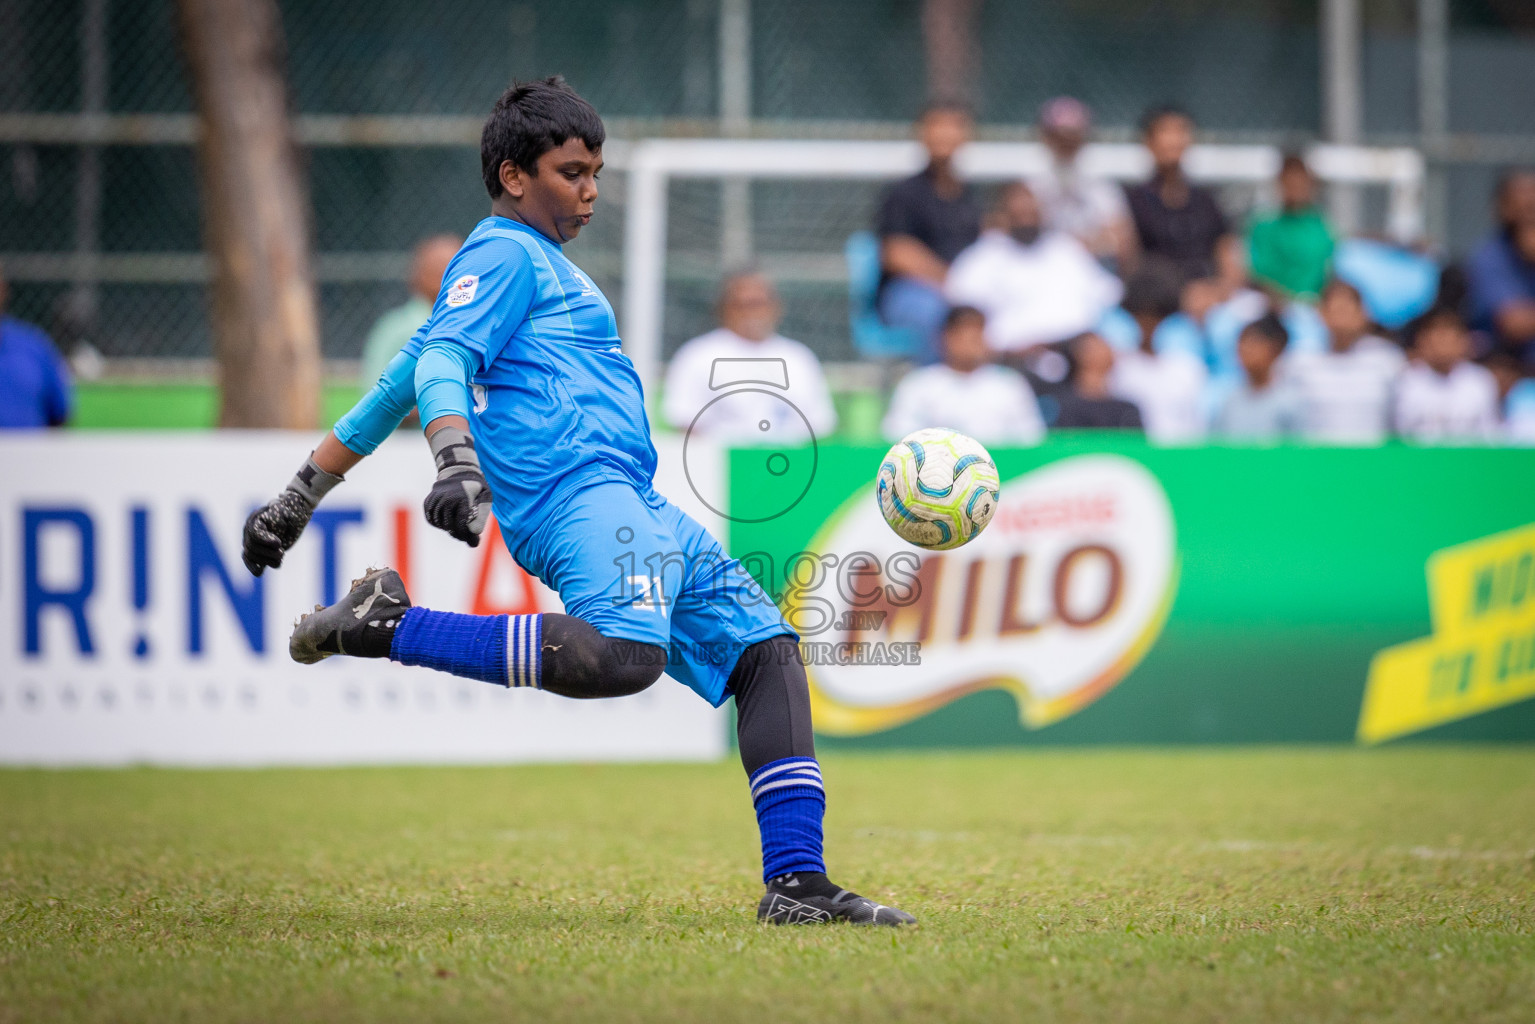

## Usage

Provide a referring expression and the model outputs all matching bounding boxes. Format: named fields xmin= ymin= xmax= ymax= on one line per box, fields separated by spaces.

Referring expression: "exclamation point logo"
xmin=131 ymin=507 xmax=152 ymax=659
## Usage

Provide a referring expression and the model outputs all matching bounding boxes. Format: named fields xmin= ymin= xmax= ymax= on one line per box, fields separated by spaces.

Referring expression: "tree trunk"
xmin=922 ymin=0 xmax=980 ymax=106
xmin=177 ymin=0 xmax=321 ymax=428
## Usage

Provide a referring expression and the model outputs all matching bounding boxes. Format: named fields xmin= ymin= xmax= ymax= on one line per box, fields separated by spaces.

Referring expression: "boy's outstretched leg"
xmin=729 ymin=635 xmax=916 ymax=927
xmin=289 ymin=568 xmax=665 ymax=697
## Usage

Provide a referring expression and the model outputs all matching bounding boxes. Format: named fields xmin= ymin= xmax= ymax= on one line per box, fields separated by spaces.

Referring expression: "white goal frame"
xmin=616 ymin=138 xmax=1425 ymax=396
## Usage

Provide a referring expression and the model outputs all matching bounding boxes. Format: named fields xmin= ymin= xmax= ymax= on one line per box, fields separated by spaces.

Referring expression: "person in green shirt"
xmin=359 ymin=234 xmax=462 ymax=392
xmin=1247 ymin=154 xmax=1335 ymax=301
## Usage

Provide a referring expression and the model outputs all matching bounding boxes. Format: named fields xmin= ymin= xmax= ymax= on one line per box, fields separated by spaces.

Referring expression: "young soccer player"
xmin=240 ymin=77 xmax=914 ymax=927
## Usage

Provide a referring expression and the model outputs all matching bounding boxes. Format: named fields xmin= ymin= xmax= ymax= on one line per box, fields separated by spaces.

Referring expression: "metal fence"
xmin=1 ymin=0 xmax=1533 ymax=368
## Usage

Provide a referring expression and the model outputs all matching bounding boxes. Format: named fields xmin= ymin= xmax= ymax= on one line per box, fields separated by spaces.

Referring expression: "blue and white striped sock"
xmin=749 ymin=756 xmax=827 ymax=881
xmin=390 ymin=608 xmax=543 ymax=688
xmin=504 ymin=613 xmax=542 ymax=688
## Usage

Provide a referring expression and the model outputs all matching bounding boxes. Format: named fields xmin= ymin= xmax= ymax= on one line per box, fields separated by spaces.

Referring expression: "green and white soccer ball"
xmin=876 ymin=428 xmax=1001 ymax=550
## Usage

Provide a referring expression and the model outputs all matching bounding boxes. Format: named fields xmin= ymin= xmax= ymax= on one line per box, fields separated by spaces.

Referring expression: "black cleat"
xmin=756 ymin=872 xmax=916 ymax=927
xmin=289 ymin=567 xmax=411 ymax=664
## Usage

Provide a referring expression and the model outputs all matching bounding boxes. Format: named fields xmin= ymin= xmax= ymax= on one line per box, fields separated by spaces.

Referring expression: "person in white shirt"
xmin=883 ymin=306 xmax=1046 ymax=445
xmin=663 ymin=271 xmax=837 ymax=442
xmin=1108 ymin=266 xmax=1208 ymax=444
xmin=1504 ymin=378 xmax=1535 ymax=444
xmin=1394 ymin=307 xmax=1500 ymax=443
xmin=1027 ymin=96 xmax=1134 ymax=267
xmin=1285 ymin=279 xmax=1405 ymax=445
xmin=1486 ymin=350 xmax=1535 ymax=444
xmin=944 ymin=182 xmax=1123 ymax=353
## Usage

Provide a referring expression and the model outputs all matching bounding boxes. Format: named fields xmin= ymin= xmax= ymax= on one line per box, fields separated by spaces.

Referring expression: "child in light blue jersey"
xmin=240 ymin=77 xmax=913 ymax=927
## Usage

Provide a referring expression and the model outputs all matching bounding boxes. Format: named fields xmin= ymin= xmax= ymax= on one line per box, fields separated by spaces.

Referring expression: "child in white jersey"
xmin=1395 ymin=307 xmax=1500 ymax=443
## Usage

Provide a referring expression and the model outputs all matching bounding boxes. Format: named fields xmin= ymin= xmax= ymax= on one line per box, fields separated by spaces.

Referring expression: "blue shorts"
xmin=504 ymin=481 xmax=793 ymax=707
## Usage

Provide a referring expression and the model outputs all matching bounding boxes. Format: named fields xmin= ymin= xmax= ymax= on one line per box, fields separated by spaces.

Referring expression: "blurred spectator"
xmin=944 ymin=182 xmax=1123 ymax=353
xmin=361 ymin=234 xmax=462 ymax=389
xmin=49 ymin=289 xmax=105 ymax=382
xmin=1504 ymin=383 xmax=1535 ymax=445
xmin=883 ymin=306 xmax=1045 ymax=445
xmin=664 ymin=271 xmax=836 ymax=441
xmin=1054 ymin=333 xmax=1144 ymax=431
xmin=1248 ymin=154 xmax=1335 ymax=301
xmin=1466 ymin=169 xmax=1535 ymax=360
xmin=1483 ymin=350 xmax=1535 ymax=443
xmin=1124 ymin=105 xmax=1231 ymax=284
xmin=1110 ymin=265 xmax=1208 ymax=443
xmin=1212 ymin=313 xmax=1301 ymax=442
xmin=875 ymin=101 xmax=983 ymax=358
xmin=1395 ymin=307 xmax=1499 ymax=443
xmin=1285 ymin=280 xmax=1404 ymax=445
xmin=1028 ymin=96 xmax=1133 ymax=267
xmin=0 ymin=263 xmax=73 ymax=430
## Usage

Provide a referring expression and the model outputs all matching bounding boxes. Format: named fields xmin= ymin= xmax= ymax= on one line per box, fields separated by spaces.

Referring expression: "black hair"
xmin=1279 ymin=152 xmax=1312 ymax=177
xmin=1321 ymin=277 xmax=1364 ymax=305
xmin=1240 ymin=312 xmax=1290 ymax=350
xmin=1139 ymin=103 xmax=1191 ymax=136
xmin=920 ymin=97 xmax=974 ymax=121
xmin=942 ymin=305 xmax=986 ymax=331
xmin=1410 ymin=304 xmax=1467 ymax=342
xmin=1482 ymin=348 xmax=1522 ymax=374
xmin=1120 ymin=259 xmax=1183 ymax=319
xmin=480 ymin=76 xmax=606 ymax=199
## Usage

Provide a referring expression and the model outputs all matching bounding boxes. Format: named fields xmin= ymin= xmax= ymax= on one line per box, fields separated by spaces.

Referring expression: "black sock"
xmin=767 ymin=871 xmax=845 ymax=898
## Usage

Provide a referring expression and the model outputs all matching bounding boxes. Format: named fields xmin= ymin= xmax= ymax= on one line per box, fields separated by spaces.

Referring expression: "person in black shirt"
xmin=875 ymin=100 xmax=982 ymax=360
xmin=1052 ymin=331 xmax=1145 ymax=432
xmin=1124 ymin=105 xmax=1231 ymax=285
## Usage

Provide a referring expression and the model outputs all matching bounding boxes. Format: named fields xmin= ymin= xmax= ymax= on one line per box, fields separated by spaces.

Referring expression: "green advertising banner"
xmin=726 ymin=436 xmax=1535 ymax=747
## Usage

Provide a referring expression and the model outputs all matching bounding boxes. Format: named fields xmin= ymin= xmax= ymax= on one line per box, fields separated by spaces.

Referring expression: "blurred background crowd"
xmin=665 ymin=98 xmax=1535 ymax=449
xmin=3 ymin=0 xmax=1535 ymax=446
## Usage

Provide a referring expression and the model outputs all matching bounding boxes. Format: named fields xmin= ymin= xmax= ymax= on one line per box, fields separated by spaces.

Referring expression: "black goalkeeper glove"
xmin=241 ymin=456 xmax=345 ymax=576
xmin=423 ymin=425 xmax=492 ymax=547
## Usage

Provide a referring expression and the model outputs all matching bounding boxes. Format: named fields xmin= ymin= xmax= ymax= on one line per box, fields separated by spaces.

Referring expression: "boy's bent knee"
xmin=539 ymin=613 xmax=666 ymax=698
xmin=602 ymin=640 xmax=667 ymax=695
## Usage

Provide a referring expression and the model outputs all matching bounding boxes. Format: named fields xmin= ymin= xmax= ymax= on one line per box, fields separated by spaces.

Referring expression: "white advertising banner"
xmin=0 ymin=433 xmax=728 ymax=765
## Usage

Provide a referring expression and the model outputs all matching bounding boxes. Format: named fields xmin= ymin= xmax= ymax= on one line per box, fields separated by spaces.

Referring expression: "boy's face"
xmin=1072 ymin=333 xmax=1114 ymax=377
xmin=942 ymin=318 xmax=989 ymax=372
xmin=1237 ymin=330 xmax=1281 ymax=381
xmin=1279 ymin=166 xmax=1316 ymax=210
xmin=1417 ymin=318 xmax=1469 ymax=375
xmin=498 ymin=139 xmax=602 ymax=244
xmin=1144 ymin=114 xmax=1192 ymax=172
xmin=919 ymin=110 xmax=971 ymax=165
xmin=720 ymin=274 xmax=781 ymax=342
xmin=1320 ymin=286 xmax=1368 ymax=341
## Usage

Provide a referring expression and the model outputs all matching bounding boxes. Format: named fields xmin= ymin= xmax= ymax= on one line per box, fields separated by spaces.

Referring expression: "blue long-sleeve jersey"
xmin=334 ymin=216 xmax=661 ymax=541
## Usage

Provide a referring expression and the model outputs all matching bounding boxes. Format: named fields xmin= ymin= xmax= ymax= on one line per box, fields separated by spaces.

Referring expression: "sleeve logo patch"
xmin=445 ymin=274 xmax=479 ymax=307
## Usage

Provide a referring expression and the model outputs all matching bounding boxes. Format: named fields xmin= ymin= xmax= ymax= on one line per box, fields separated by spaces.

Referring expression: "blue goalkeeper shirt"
xmin=335 ymin=216 xmax=659 ymax=539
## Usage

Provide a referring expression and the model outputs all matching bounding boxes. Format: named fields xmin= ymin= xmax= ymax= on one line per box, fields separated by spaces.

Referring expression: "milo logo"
xmin=792 ymin=454 xmax=1179 ymax=735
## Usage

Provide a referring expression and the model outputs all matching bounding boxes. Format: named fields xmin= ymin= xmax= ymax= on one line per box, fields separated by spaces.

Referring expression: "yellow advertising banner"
xmin=1358 ymin=523 xmax=1535 ymax=744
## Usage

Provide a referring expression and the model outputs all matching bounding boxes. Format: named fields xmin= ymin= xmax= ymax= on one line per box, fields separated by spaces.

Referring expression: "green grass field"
xmin=2 ymin=749 xmax=1532 ymax=1023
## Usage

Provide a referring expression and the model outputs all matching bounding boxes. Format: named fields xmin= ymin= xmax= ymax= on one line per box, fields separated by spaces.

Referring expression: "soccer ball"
xmin=876 ymin=428 xmax=1001 ymax=550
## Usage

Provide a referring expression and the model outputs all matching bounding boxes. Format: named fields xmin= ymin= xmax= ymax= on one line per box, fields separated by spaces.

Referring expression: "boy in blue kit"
xmin=240 ymin=77 xmax=913 ymax=927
